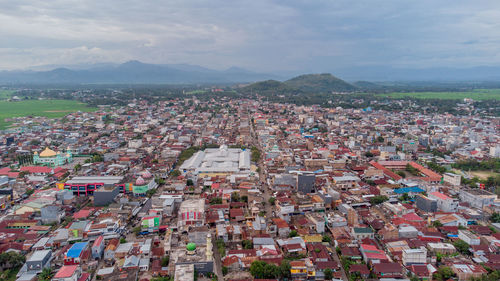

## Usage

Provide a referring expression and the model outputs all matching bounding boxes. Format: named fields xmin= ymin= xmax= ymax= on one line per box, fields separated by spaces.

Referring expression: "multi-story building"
xmin=443 ymin=173 xmax=461 ymax=186
xmin=429 ymin=192 xmax=458 ymax=212
xmin=402 ymin=248 xmax=427 ymax=266
xmin=459 ymin=189 xmax=497 ymax=209
xmin=415 ymin=194 xmax=438 ymax=212
xmin=178 ymin=199 xmax=206 ymax=230
xmin=458 ymin=229 xmax=480 ymax=245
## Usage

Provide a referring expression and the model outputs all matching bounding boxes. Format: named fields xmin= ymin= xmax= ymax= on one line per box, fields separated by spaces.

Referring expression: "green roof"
xmin=353 ymin=227 xmax=373 ymax=233
xmin=186 ymin=243 xmax=196 ymax=251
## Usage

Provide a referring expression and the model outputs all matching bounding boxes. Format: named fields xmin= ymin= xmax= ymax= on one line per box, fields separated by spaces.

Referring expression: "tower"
xmin=206 ymin=233 xmax=213 ymax=261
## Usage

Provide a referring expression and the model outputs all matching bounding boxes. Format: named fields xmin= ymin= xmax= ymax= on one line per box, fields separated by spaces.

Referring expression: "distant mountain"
xmin=330 ymin=66 xmax=500 ymax=82
xmin=284 ymin=73 xmax=355 ymax=92
xmin=241 ymin=73 xmax=357 ymax=94
xmin=0 ymin=61 xmax=280 ymax=84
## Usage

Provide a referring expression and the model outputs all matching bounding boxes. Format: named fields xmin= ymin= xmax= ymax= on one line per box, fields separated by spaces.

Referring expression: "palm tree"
xmin=38 ymin=267 xmax=53 ymax=281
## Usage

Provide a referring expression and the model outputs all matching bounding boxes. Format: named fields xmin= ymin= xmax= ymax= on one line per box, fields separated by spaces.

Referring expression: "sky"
xmin=0 ymin=0 xmax=499 ymax=73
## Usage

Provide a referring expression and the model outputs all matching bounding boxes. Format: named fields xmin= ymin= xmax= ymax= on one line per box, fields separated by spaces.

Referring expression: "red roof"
xmin=20 ymin=166 xmax=52 ymax=174
xmin=92 ymin=236 xmax=104 ymax=248
xmin=54 ymin=265 xmax=78 ymax=278
xmin=430 ymin=191 xmax=451 ymax=201
xmin=73 ymin=209 xmax=91 ymax=219
xmin=402 ymin=212 xmax=423 ymax=222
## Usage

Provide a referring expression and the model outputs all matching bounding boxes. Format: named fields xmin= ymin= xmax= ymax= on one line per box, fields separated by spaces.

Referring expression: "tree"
xmin=161 ymin=256 xmax=170 ymax=267
xmin=38 ymin=267 xmax=54 ymax=281
xmin=432 ymin=220 xmax=443 ymax=228
xmin=322 ymin=235 xmax=332 ymax=244
xmin=396 ymin=170 xmax=406 ymax=178
xmin=289 ymin=230 xmax=298 ymax=237
xmin=120 ymin=238 xmax=127 ymax=244
xmin=250 ymin=260 xmax=281 ymax=279
xmin=370 ymin=195 xmax=388 ymax=205
xmin=453 ymin=239 xmax=470 ymax=255
xmin=186 ymin=179 xmax=194 ymax=186
xmin=279 ymin=260 xmax=291 ymax=279
xmin=324 ymin=268 xmax=333 ymax=280
xmin=222 ymin=266 xmax=229 ymax=276
xmin=364 ymin=151 xmax=374 ymax=157
xmin=490 ymin=212 xmax=500 ymax=223
xmin=170 ymin=170 xmax=181 ymax=177
xmin=242 ymin=240 xmax=253 ymax=249
xmin=231 ymin=192 xmax=240 ymax=202
xmin=209 ymin=197 xmax=222 ymax=205
xmin=377 ymin=136 xmax=384 ymax=143
xmin=433 ymin=266 xmax=454 ymax=281
xmin=133 ymin=226 xmax=141 ymax=235
xmin=268 ymin=197 xmax=276 ymax=205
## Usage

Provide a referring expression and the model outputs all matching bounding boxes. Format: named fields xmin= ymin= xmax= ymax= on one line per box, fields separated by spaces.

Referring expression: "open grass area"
xmin=0 ymin=90 xmax=15 ymax=100
xmin=0 ymin=99 xmax=97 ymax=129
xmin=380 ymin=89 xmax=500 ymax=100
xmin=469 ymin=171 xmax=499 ymax=180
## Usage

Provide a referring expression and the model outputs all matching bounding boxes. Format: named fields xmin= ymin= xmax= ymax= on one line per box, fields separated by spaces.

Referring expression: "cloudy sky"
xmin=0 ymin=0 xmax=499 ymax=72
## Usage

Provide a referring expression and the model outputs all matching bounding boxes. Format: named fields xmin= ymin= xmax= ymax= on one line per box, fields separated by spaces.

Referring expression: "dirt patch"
xmin=470 ymin=171 xmax=498 ymax=180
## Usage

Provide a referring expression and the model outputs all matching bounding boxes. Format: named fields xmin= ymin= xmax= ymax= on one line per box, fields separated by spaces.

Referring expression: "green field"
xmin=0 ymin=90 xmax=15 ymax=100
xmin=0 ymin=99 xmax=97 ymax=129
xmin=380 ymin=89 xmax=500 ymax=100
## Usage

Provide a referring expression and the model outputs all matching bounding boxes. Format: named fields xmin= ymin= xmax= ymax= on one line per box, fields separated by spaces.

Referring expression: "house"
xmin=25 ymin=249 xmax=52 ymax=273
xmin=451 ymin=263 xmax=488 ymax=281
xmin=104 ymin=238 xmax=119 ymax=261
xmin=402 ymin=247 xmax=427 ymax=266
xmin=64 ymin=242 xmax=89 ymax=265
xmin=349 ymin=264 xmax=370 ymax=279
xmin=40 ymin=205 xmax=65 ymax=224
xmin=91 ymin=236 xmax=105 ymax=259
xmin=373 ymin=262 xmax=404 ymax=278
xmin=428 ymin=192 xmax=458 ymax=212
xmin=273 ymin=218 xmax=290 ymax=238
xmin=458 ymin=229 xmax=480 ymax=245
xmin=52 ymin=265 xmax=81 ymax=281
xmin=352 ymin=227 xmax=374 ymax=240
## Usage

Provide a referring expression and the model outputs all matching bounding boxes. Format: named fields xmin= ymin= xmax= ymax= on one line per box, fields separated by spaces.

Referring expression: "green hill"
xmin=284 ymin=73 xmax=356 ymax=92
xmin=240 ymin=80 xmax=302 ymax=95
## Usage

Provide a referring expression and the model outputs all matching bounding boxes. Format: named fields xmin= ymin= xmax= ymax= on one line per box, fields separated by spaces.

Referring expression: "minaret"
xmin=206 ymin=233 xmax=213 ymax=261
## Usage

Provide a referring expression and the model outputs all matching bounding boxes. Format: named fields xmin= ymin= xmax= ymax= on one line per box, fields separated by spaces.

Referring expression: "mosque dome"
xmin=135 ymin=176 xmax=146 ymax=186
xmin=39 ymin=147 xmax=57 ymax=157
xmin=186 ymin=243 xmax=196 ymax=251
xmin=142 ymin=170 xmax=152 ymax=179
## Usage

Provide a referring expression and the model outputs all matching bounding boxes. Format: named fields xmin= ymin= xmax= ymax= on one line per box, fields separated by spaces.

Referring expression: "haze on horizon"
xmin=1 ymin=0 xmax=499 ymax=75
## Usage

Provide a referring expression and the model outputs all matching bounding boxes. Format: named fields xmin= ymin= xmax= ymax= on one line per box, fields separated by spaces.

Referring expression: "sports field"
xmin=0 ymin=99 xmax=97 ymax=129
xmin=381 ymin=89 xmax=500 ymax=100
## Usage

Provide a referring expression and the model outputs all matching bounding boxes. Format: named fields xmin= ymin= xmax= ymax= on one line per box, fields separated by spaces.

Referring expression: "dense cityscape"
xmin=0 ymin=93 xmax=499 ymax=281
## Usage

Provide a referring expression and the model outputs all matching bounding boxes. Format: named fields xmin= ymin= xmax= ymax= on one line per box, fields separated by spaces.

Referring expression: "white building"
xmin=429 ymin=192 xmax=458 ymax=212
xmin=458 ymin=229 xmax=480 ymax=245
xmin=178 ymin=199 xmax=206 ymax=230
xmin=443 ymin=173 xmax=461 ymax=186
xmin=402 ymin=247 xmax=427 ymax=266
xmin=179 ymin=145 xmax=251 ymax=176
xmin=459 ymin=189 xmax=497 ymax=209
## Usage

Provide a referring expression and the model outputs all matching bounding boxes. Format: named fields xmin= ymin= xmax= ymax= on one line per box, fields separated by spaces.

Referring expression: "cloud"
xmin=0 ymin=0 xmax=499 ymax=71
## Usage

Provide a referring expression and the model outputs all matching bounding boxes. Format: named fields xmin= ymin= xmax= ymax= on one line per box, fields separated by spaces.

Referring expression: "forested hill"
xmin=284 ymin=73 xmax=356 ymax=92
xmin=240 ymin=73 xmax=356 ymax=94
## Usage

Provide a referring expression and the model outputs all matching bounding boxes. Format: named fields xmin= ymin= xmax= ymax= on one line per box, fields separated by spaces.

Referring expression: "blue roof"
xmin=66 ymin=242 xmax=88 ymax=258
xmin=394 ymin=187 xmax=424 ymax=194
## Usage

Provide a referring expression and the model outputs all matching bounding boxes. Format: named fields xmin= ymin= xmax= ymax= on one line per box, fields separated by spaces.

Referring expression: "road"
xmin=211 ymin=232 xmax=224 ymax=281
xmin=248 ymin=111 xmax=274 ymax=217
xmin=332 ymin=248 xmax=348 ymax=281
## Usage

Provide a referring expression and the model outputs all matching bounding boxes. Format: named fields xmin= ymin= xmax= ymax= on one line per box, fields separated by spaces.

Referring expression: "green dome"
xmin=186 ymin=243 xmax=196 ymax=251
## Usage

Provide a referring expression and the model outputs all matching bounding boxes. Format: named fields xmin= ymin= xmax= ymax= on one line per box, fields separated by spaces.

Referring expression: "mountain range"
xmin=0 ymin=61 xmax=281 ymax=84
